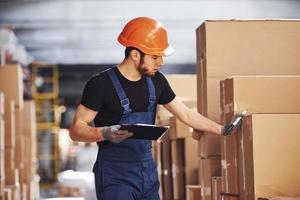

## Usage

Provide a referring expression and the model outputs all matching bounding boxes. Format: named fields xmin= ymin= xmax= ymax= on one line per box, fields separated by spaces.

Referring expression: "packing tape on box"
xmin=201 ymin=187 xmax=211 ymax=196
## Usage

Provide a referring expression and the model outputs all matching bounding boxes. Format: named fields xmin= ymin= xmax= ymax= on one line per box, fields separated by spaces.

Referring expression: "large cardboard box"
xmin=171 ymin=140 xmax=185 ymax=200
xmin=21 ymin=101 xmax=37 ymax=184
xmin=0 ymin=64 xmax=24 ymax=109
xmin=4 ymin=101 xmax=15 ymax=148
xmin=168 ymin=117 xmax=192 ymax=139
xmin=186 ymin=185 xmax=201 ymax=200
xmin=161 ymin=138 xmax=173 ymax=200
xmin=170 ymin=137 xmax=198 ymax=200
xmin=239 ymin=114 xmax=300 ymax=199
xmin=166 ymin=75 xmax=197 ymax=101
xmin=156 ymin=74 xmax=197 ymax=126
xmin=220 ymin=76 xmax=300 ymax=120
xmin=220 ymin=76 xmax=300 ymax=195
xmin=196 ymin=20 xmax=300 ymax=122
xmin=198 ymin=133 xmax=221 ymax=158
xmin=198 ymin=157 xmax=221 ymax=200
xmin=184 ymin=137 xmax=198 ymax=185
xmin=212 ymin=176 xmax=222 ymax=200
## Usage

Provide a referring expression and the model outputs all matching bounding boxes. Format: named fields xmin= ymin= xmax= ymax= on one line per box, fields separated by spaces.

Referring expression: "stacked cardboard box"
xmin=0 ymin=64 xmax=39 ymax=200
xmin=212 ymin=176 xmax=222 ymax=200
xmin=0 ymin=92 xmax=4 ymax=199
xmin=238 ymin=114 xmax=300 ymax=199
xmin=220 ymin=76 xmax=300 ymax=199
xmin=154 ymin=75 xmax=199 ymax=200
xmin=196 ymin=20 xmax=300 ymax=199
xmin=186 ymin=185 xmax=201 ymax=200
xmin=196 ymin=20 xmax=300 ymax=122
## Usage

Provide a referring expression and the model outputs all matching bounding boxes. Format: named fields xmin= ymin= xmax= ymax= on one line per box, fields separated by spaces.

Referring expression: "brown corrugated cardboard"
xmin=0 ymin=64 xmax=24 ymax=109
xmin=258 ymin=197 xmax=300 ymax=200
xmin=212 ymin=176 xmax=222 ymax=200
xmin=156 ymin=100 xmax=197 ymax=126
xmin=220 ymin=132 xmax=239 ymax=195
xmin=161 ymin=137 xmax=173 ymax=200
xmin=220 ymin=195 xmax=239 ymax=200
xmin=171 ymin=140 xmax=185 ymax=200
xmin=186 ymin=185 xmax=201 ymax=200
xmin=168 ymin=117 xmax=192 ymax=139
xmin=220 ymin=76 xmax=300 ymax=195
xmin=152 ymin=142 xmax=163 ymax=199
xmin=4 ymin=187 xmax=12 ymax=200
xmin=21 ymin=101 xmax=37 ymax=184
xmin=239 ymin=114 xmax=300 ymax=199
xmin=14 ymin=107 xmax=24 ymax=169
xmin=184 ymin=137 xmax=198 ymax=185
xmin=196 ymin=20 xmax=300 ymax=123
xmin=198 ymin=133 xmax=221 ymax=158
xmin=4 ymin=147 xmax=15 ymax=171
xmin=4 ymin=100 xmax=15 ymax=148
xmin=198 ymin=157 xmax=221 ymax=200
xmin=221 ymin=76 xmax=300 ymax=118
xmin=196 ymin=20 xmax=300 ymax=76
xmin=166 ymin=75 xmax=197 ymax=101
xmin=0 ymin=92 xmax=4 ymax=116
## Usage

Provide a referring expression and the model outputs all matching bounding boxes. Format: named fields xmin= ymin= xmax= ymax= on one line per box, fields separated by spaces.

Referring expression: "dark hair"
xmin=125 ymin=47 xmax=145 ymax=59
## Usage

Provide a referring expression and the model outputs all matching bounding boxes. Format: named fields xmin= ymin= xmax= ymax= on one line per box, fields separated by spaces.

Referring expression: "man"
xmin=69 ymin=17 xmax=223 ymax=200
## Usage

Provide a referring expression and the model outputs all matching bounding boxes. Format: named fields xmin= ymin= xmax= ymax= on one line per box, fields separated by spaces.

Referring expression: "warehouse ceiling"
xmin=1 ymin=0 xmax=300 ymax=65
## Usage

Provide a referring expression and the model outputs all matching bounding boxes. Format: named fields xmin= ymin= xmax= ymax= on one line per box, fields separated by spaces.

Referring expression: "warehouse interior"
xmin=1 ymin=0 xmax=300 ymax=199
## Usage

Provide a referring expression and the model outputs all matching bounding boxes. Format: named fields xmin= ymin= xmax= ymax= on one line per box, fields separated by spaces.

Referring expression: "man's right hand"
xmin=102 ymin=125 xmax=133 ymax=143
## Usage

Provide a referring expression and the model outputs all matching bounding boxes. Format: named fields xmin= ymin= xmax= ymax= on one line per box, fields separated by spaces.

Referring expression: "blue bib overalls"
xmin=93 ymin=68 xmax=160 ymax=200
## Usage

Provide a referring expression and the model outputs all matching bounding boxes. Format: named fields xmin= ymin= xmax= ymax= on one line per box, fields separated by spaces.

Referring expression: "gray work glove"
xmin=102 ymin=125 xmax=133 ymax=143
xmin=222 ymin=110 xmax=247 ymax=136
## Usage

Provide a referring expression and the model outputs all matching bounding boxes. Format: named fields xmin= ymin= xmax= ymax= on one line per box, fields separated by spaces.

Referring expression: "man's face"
xmin=137 ymin=54 xmax=164 ymax=76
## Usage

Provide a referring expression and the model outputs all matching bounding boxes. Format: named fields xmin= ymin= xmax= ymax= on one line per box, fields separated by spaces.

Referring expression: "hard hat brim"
xmin=163 ymin=46 xmax=174 ymax=57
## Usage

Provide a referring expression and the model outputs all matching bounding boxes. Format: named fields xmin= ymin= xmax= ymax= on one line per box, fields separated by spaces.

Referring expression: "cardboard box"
xmin=186 ymin=185 xmax=201 ymax=200
xmin=184 ymin=137 xmax=198 ymax=185
xmin=239 ymin=114 xmax=300 ymax=199
xmin=171 ymin=139 xmax=185 ymax=200
xmin=0 ymin=64 xmax=24 ymax=109
xmin=196 ymin=20 xmax=300 ymax=122
xmin=221 ymin=132 xmax=239 ymax=195
xmin=15 ymin=107 xmax=24 ymax=169
xmin=198 ymin=157 xmax=221 ymax=200
xmin=168 ymin=117 xmax=192 ymax=139
xmin=21 ymin=101 xmax=37 ymax=183
xmin=156 ymin=100 xmax=196 ymax=126
xmin=4 ymin=187 xmax=12 ymax=200
xmin=220 ymin=76 xmax=300 ymax=195
xmin=152 ymin=142 xmax=163 ymax=199
xmin=161 ymin=138 xmax=173 ymax=200
xmin=198 ymin=133 xmax=221 ymax=158
xmin=220 ymin=195 xmax=239 ymax=200
xmin=4 ymin=147 xmax=15 ymax=171
xmin=220 ymin=76 xmax=300 ymax=121
xmin=156 ymin=74 xmax=197 ymax=127
xmin=212 ymin=176 xmax=222 ymax=200
xmin=4 ymin=100 xmax=15 ymax=148
xmin=0 ymin=92 xmax=4 ymax=116
xmin=166 ymin=74 xmax=197 ymax=101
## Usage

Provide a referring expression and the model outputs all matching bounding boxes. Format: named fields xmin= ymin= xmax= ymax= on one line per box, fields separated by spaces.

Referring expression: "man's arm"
xmin=163 ymin=97 xmax=223 ymax=135
xmin=69 ymin=104 xmax=104 ymax=142
xmin=69 ymin=104 xmax=133 ymax=143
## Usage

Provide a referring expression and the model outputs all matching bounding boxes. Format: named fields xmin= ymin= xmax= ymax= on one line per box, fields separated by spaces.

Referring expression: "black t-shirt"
xmin=81 ymin=67 xmax=176 ymax=127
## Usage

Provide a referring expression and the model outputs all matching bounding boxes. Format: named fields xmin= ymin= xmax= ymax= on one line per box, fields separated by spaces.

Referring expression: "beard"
xmin=137 ymin=58 xmax=156 ymax=77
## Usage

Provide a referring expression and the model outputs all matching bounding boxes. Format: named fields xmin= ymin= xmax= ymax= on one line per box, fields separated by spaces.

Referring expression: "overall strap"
xmin=106 ymin=68 xmax=132 ymax=114
xmin=146 ymin=77 xmax=156 ymax=112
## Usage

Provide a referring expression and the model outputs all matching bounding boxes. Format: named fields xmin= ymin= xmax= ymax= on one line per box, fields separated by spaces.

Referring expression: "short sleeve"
xmin=157 ymin=73 xmax=176 ymax=105
xmin=81 ymin=76 xmax=103 ymax=111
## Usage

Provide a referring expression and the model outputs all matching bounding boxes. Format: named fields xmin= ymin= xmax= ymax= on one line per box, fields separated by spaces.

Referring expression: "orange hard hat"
xmin=118 ymin=17 xmax=174 ymax=57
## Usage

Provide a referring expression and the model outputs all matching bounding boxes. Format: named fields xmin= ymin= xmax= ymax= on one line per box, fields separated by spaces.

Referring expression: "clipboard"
xmin=120 ymin=123 xmax=169 ymax=142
